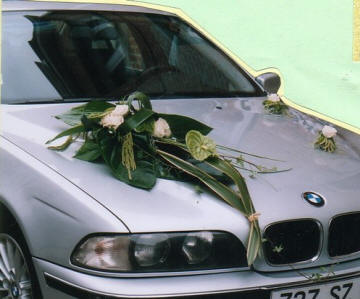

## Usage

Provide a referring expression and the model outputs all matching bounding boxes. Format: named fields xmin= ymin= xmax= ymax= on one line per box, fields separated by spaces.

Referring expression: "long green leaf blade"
xmin=74 ymin=140 xmax=102 ymax=161
xmin=157 ymin=150 xmax=247 ymax=215
xmin=47 ymin=136 xmax=73 ymax=151
xmin=247 ymin=223 xmax=262 ymax=266
xmin=56 ymin=101 xmax=115 ymax=126
xmin=205 ymin=157 xmax=253 ymax=213
xmin=127 ymin=91 xmax=152 ymax=110
xmin=46 ymin=125 xmax=85 ymax=144
xmin=118 ymin=109 xmax=155 ymax=135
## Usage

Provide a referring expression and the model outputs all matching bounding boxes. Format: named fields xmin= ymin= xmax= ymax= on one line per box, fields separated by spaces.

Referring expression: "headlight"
xmin=133 ymin=234 xmax=170 ymax=267
xmin=71 ymin=231 xmax=247 ymax=272
xmin=182 ymin=231 xmax=213 ymax=264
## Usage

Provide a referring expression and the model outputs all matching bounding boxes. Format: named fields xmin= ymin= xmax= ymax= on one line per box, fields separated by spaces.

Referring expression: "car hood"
xmin=2 ymin=97 xmax=360 ymax=269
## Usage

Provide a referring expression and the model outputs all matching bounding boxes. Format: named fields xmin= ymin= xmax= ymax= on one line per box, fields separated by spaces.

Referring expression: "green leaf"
xmin=47 ymin=135 xmax=74 ymax=151
xmin=135 ymin=118 xmax=155 ymax=134
xmin=56 ymin=101 xmax=115 ymax=126
xmin=46 ymin=125 xmax=85 ymax=144
xmin=133 ymin=132 xmax=155 ymax=154
xmin=74 ymin=140 xmax=102 ymax=161
xmin=205 ymin=157 xmax=253 ymax=213
xmin=109 ymin=142 xmax=122 ymax=170
xmin=112 ymin=160 xmax=157 ymax=190
xmin=97 ymin=131 xmax=117 ymax=165
xmin=247 ymin=222 xmax=262 ymax=266
xmin=157 ymin=150 xmax=247 ymax=215
xmin=99 ymin=138 xmax=156 ymax=189
xmin=158 ymin=114 xmax=212 ymax=139
xmin=126 ymin=91 xmax=152 ymax=110
xmin=117 ymin=109 xmax=155 ymax=135
xmin=81 ymin=115 xmax=102 ymax=131
xmin=155 ymin=138 xmax=188 ymax=150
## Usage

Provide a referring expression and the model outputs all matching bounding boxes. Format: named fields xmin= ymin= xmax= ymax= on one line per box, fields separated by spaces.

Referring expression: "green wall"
xmin=140 ymin=0 xmax=360 ymax=131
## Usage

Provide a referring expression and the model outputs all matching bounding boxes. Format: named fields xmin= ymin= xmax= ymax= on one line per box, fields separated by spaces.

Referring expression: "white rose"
xmin=322 ymin=125 xmax=337 ymax=138
xmin=112 ymin=104 xmax=129 ymax=117
xmin=267 ymin=93 xmax=280 ymax=102
xmin=153 ymin=118 xmax=171 ymax=138
xmin=100 ymin=113 xmax=124 ymax=130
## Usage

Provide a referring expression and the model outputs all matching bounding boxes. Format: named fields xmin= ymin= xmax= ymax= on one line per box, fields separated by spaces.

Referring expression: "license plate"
xmin=271 ymin=276 xmax=360 ymax=299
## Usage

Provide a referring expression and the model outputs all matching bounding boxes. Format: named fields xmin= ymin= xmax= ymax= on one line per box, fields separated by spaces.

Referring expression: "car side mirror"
xmin=255 ymin=72 xmax=281 ymax=94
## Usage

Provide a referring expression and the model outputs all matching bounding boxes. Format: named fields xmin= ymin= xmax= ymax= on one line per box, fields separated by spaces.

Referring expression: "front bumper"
xmin=33 ymin=257 xmax=360 ymax=298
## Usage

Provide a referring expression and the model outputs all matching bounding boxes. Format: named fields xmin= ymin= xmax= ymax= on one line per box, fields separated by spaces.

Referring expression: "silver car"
xmin=1 ymin=1 xmax=360 ymax=298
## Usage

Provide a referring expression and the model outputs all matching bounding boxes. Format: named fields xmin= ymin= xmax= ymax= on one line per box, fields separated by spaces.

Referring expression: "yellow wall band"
xmin=354 ymin=0 xmax=360 ymax=61
xmin=32 ymin=0 xmax=360 ymax=135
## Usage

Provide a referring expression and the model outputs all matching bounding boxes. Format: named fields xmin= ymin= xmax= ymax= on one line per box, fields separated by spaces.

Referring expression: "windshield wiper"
xmin=149 ymin=91 xmax=257 ymax=99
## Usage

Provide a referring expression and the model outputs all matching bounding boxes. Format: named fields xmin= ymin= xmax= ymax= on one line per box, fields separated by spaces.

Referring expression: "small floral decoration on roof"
xmin=315 ymin=125 xmax=337 ymax=153
xmin=263 ymin=93 xmax=288 ymax=115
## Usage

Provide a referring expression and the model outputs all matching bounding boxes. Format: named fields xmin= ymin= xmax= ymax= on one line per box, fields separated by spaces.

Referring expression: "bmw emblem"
xmin=303 ymin=192 xmax=325 ymax=207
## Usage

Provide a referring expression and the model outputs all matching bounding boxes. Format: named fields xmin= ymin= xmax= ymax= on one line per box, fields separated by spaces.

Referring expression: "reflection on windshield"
xmin=3 ymin=11 xmax=264 ymax=103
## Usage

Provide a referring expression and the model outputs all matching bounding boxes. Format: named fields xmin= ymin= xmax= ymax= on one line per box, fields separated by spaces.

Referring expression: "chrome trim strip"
xmin=263 ymin=218 xmax=323 ymax=267
xmin=268 ymin=270 xmax=360 ymax=291
xmin=68 ymin=263 xmax=249 ymax=278
xmin=44 ymin=272 xmax=262 ymax=298
xmin=44 ymin=270 xmax=360 ymax=298
xmin=2 ymin=0 xmax=174 ymax=15
xmin=328 ymin=211 xmax=360 ymax=260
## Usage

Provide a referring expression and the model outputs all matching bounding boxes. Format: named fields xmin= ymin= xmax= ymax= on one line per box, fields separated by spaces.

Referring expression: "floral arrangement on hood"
xmin=47 ymin=91 xmax=286 ymax=265
xmin=315 ymin=125 xmax=337 ymax=153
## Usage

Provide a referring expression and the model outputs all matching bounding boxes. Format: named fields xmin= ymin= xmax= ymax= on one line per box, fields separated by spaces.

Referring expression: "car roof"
xmin=2 ymin=0 xmax=174 ymax=15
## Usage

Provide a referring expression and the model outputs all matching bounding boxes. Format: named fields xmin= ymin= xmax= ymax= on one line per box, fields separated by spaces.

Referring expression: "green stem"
xmin=216 ymin=145 xmax=285 ymax=162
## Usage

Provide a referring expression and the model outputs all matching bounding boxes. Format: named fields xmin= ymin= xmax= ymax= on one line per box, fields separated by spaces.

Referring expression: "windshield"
xmin=2 ymin=10 xmax=264 ymax=104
